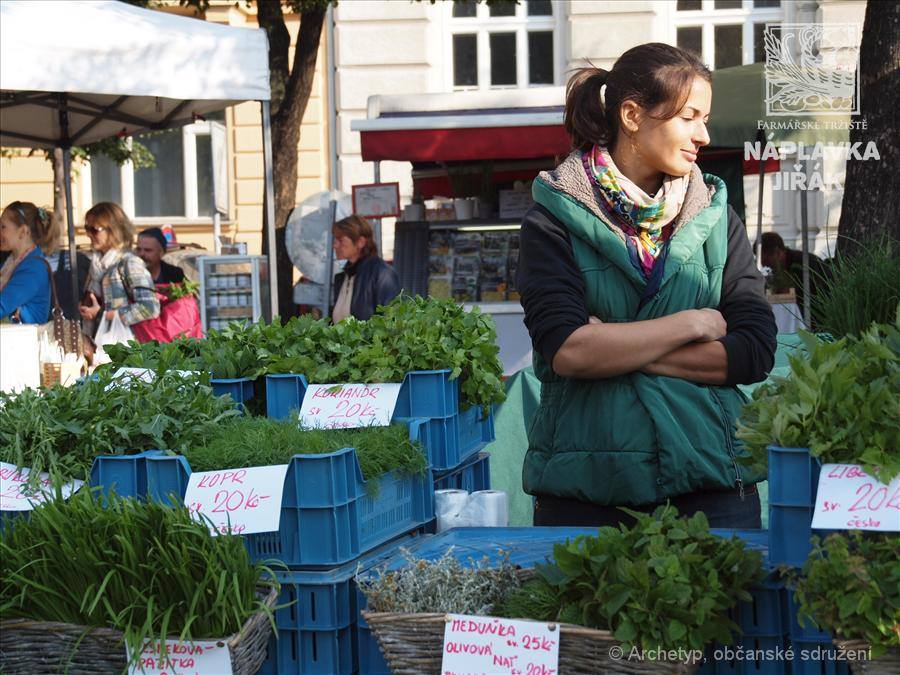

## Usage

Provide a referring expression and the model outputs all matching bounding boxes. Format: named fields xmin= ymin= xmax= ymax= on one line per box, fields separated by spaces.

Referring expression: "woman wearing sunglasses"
xmin=78 ymin=202 xmax=159 ymax=336
xmin=0 ymin=201 xmax=52 ymax=324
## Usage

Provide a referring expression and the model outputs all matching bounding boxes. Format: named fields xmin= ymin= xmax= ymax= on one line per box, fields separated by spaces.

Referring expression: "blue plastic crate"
xmin=392 ymin=369 xmax=458 ymax=419
xmin=402 ymin=406 xmax=494 ymax=472
xmin=433 ymin=451 xmax=491 ymax=492
xmin=789 ymin=641 xmax=853 ymax=675
xmin=357 ymin=623 xmax=388 ymax=675
xmin=146 ymin=453 xmax=191 ymax=504
xmin=89 ymin=449 xmax=164 ymax=500
xmin=769 ymin=503 xmax=816 ymax=568
xmin=785 ymin=590 xmax=832 ymax=642
xmin=768 ymin=446 xmax=821 ymax=507
xmin=210 ymin=377 xmax=255 ymax=404
xmin=729 ymin=580 xmax=786 ymax=637
xmin=257 ymin=625 xmax=354 ymax=675
xmin=265 ymin=373 xmax=309 ymax=421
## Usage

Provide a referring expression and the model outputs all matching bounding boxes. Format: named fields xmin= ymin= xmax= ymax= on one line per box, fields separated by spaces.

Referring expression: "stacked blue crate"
xmin=768 ymin=445 xmax=824 ymax=567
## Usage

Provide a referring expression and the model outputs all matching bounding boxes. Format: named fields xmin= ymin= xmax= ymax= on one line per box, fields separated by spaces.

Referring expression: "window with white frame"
xmin=674 ymin=0 xmax=783 ymax=69
xmin=448 ymin=0 xmax=558 ymax=90
xmin=88 ymin=115 xmax=222 ymax=221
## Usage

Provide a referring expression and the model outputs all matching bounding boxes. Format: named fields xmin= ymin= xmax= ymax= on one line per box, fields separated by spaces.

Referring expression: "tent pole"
xmin=755 ymin=129 xmax=765 ymax=269
xmin=323 ymin=199 xmax=337 ymax=321
xmin=261 ymin=100 xmax=279 ymax=321
xmin=58 ymin=94 xmax=80 ymax=325
xmin=800 ymin=160 xmax=811 ymax=329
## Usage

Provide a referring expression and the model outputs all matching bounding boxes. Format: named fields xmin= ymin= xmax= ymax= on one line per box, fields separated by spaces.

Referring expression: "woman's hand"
xmin=79 ymin=292 xmax=101 ymax=320
xmin=688 ymin=308 xmax=727 ymax=342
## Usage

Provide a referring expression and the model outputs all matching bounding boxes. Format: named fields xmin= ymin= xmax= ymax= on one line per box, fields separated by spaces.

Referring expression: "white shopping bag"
xmin=93 ymin=313 xmax=135 ymax=365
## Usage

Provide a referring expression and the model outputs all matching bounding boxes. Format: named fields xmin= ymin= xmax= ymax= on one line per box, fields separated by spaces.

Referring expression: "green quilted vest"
xmin=523 ymin=172 xmax=763 ymax=506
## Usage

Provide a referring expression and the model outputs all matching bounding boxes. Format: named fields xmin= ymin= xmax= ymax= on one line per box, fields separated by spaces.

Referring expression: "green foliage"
xmin=500 ymin=507 xmax=765 ymax=653
xmin=160 ymin=278 xmax=200 ymax=300
xmin=737 ymin=320 xmax=900 ymax=481
xmin=106 ymin=296 xmax=507 ymax=410
xmin=0 ymin=371 xmax=238 ymax=486
xmin=0 ymin=490 xmax=276 ymax=666
xmin=356 ymin=548 xmax=521 ymax=616
xmin=70 ymin=136 xmax=156 ymax=170
xmin=793 ymin=532 xmax=900 ymax=657
xmin=810 ymin=235 xmax=900 ymax=338
xmin=183 ymin=417 xmax=428 ymax=484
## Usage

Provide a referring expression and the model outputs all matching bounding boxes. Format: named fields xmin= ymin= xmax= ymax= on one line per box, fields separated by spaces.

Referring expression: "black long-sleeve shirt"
xmin=517 ymin=204 xmax=777 ymax=386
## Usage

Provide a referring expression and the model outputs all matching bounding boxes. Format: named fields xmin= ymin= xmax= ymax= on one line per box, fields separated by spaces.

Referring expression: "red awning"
xmin=359 ymin=123 xmax=570 ymax=163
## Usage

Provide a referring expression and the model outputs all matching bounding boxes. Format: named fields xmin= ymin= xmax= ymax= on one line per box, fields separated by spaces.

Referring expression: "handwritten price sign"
xmin=812 ymin=464 xmax=900 ymax=532
xmin=184 ymin=465 xmax=288 ymax=536
xmin=298 ymin=383 xmax=401 ymax=430
xmin=442 ymin=614 xmax=560 ymax=675
xmin=128 ymin=638 xmax=232 ymax=674
xmin=0 ymin=462 xmax=83 ymax=511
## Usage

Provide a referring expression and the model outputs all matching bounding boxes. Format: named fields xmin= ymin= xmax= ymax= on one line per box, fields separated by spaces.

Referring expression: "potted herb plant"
xmin=793 ymin=531 xmax=900 ymax=674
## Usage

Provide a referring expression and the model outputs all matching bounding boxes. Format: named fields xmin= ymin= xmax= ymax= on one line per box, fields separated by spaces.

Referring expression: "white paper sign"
xmin=185 ymin=464 xmax=289 ymax=536
xmin=441 ymin=614 xmax=560 ymax=675
xmin=298 ymin=383 xmax=402 ymax=430
xmin=812 ymin=464 xmax=900 ymax=532
xmin=0 ymin=462 xmax=84 ymax=511
xmin=128 ymin=638 xmax=232 ymax=674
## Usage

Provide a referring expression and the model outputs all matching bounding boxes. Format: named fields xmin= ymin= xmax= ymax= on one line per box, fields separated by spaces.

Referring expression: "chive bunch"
xmin=0 ymin=490 xmax=277 ymax=658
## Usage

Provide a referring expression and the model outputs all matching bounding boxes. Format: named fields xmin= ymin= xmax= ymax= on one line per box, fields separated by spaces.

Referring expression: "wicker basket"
xmin=0 ymin=587 xmax=277 ymax=675
xmin=834 ymin=639 xmax=900 ymax=675
xmin=362 ymin=611 xmax=699 ymax=675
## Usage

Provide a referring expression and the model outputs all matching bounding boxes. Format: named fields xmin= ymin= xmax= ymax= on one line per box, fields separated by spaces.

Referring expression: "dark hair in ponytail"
xmin=564 ymin=43 xmax=712 ymax=152
xmin=2 ymin=200 xmax=54 ymax=249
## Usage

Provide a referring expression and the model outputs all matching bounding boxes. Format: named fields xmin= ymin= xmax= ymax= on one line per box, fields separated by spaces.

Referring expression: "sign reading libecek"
xmin=184 ymin=464 xmax=289 ymax=536
xmin=128 ymin=638 xmax=232 ymax=675
xmin=441 ymin=614 xmax=560 ymax=675
xmin=0 ymin=462 xmax=83 ymax=511
xmin=812 ymin=464 xmax=900 ymax=532
xmin=298 ymin=383 xmax=402 ymax=430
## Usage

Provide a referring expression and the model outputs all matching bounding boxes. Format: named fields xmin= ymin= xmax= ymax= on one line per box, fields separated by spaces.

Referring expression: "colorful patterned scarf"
xmin=582 ymin=145 xmax=688 ymax=277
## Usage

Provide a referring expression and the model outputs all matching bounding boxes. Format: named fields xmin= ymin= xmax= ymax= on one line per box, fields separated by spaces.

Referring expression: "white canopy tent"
xmin=0 ymin=0 xmax=278 ymax=316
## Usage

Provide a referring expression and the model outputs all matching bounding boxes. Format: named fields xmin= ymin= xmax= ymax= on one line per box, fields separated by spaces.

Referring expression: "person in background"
xmin=331 ymin=215 xmax=400 ymax=322
xmin=135 ymin=227 xmax=185 ymax=285
xmin=40 ymin=213 xmax=91 ymax=321
xmin=0 ymin=201 xmax=51 ymax=324
xmin=760 ymin=232 xmax=830 ymax=328
xmin=78 ymin=202 xmax=159 ymax=333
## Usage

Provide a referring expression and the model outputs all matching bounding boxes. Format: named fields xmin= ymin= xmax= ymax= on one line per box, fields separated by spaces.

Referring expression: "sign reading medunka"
xmin=298 ymin=383 xmax=402 ymax=430
xmin=441 ymin=614 xmax=560 ymax=675
xmin=812 ymin=464 xmax=900 ymax=532
xmin=0 ymin=462 xmax=83 ymax=511
xmin=184 ymin=464 xmax=289 ymax=536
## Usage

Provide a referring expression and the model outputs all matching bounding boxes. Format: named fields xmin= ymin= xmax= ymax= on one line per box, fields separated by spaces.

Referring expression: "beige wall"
xmin=0 ymin=1 xmax=331 ymax=259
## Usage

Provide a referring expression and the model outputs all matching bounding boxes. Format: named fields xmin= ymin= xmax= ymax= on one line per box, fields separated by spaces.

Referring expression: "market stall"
xmin=0 ymin=0 xmax=279 ymax=318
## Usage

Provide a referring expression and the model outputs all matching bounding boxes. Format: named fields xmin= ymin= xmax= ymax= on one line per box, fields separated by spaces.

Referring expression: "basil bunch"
xmin=794 ymin=532 xmax=900 ymax=657
xmin=500 ymin=507 xmax=764 ymax=652
xmin=106 ymin=296 xmax=507 ymax=411
xmin=737 ymin=321 xmax=900 ymax=481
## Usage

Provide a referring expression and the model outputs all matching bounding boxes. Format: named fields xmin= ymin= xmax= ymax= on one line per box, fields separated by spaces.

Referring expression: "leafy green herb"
xmin=0 ymin=490 xmax=277 ymax=667
xmin=737 ymin=320 xmax=900 ymax=481
xmin=105 ymin=296 xmax=507 ymax=411
xmin=793 ymin=532 xmax=900 ymax=657
xmin=0 ymin=372 xmax=238 ymax=486
xmin=182 ymin=417 xmax=428 ymax=485
xmin=809 ymin=235 xmax=900 ymax=339
xmin=160 ymin=278 xmax=200 ymax=300
xmin=500 ymin=506 xmax=764 ymax=653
